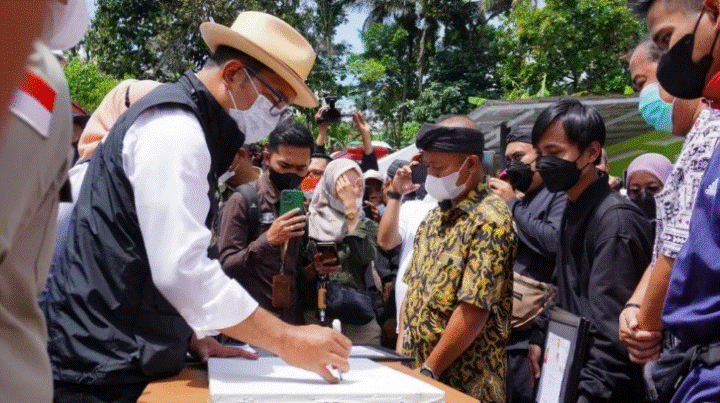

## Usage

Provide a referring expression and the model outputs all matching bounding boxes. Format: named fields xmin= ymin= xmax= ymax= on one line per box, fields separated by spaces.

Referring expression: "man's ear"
xmin=464 ymin=154 xmax=483 ymax=179
xmin=586 ymin=141 xmax=602 ymax=166
xmin=221 ymin=59 xmax=243 ymax=87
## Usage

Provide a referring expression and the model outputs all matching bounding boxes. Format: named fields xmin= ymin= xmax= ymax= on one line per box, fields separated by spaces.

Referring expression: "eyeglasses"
xmin=245 ymin=66 xmax=293 ymax=120
xmin=627 ymin=185 xmax=663 ymax=198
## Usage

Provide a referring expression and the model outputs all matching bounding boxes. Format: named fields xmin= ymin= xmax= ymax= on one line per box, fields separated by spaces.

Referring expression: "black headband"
xmin=415 ymin=123 xmax=484 ymax=154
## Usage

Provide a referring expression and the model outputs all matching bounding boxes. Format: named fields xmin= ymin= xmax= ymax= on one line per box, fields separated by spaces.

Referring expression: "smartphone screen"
xmin=411 ymin=164 xmax=428 ymax=184
xmin=483 ymin=150 xmax=498 ymax=177
xmin=279 ymin=189 xmax=305 ymax=215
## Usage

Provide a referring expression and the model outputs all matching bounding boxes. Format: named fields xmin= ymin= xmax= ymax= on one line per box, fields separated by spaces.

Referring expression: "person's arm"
xmin=578 ymin=209 xmax=653 ymax=400
xmin=0 ymin=2 xmax=45 ymax=133
xmin=354 ymin=112 xmax=378 ymax=172
xmin=315 ymin=107 xmax=329 ymax=154
xmin=217 ymin=192 xmax=270 ymax=278
xmin=637 ymin=254 xmax=674 ymax=331
xmin=424 ymin=302 xmax=489 ymax=375
xmin=377 ymin=164 xmax=417 ymax=251
xmin=510 ymin=190 xmax=566 ymax=257
xmin=125 ymin=109 xmax=261 ymax=338
xmin=220 ymin=307 xmax=351 ymax=383
xmin=619 ymin=261 xmax=662 ymax=364
xmin=637 ymin=181 xmax=695 ymax=330
xmin=396 ymin=297 xmax=406 ymax=353
xmin=218 ymin=194 xmax=305 ymax=279
xmin=377 ymin=197 xmax=402 ymax=250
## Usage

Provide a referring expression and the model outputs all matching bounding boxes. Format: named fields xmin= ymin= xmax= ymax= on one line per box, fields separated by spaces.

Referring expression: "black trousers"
xmin=54 ymin=380 xmax=147 ymax=403
xmin=506 ymin=348 xmax=535 ymax=403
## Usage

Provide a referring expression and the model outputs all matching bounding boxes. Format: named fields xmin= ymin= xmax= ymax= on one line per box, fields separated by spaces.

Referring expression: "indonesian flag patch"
xmin=9 ymin=70 xmax=57 ymax=139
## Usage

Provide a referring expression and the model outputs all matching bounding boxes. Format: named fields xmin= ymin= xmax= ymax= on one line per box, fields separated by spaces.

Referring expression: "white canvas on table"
xmin=209 ymin=357 xmax=445 ymax=403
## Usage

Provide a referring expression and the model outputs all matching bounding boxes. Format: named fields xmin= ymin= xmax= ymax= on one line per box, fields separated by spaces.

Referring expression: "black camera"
xmin=316 ymin=95 xmax=341 ymax=123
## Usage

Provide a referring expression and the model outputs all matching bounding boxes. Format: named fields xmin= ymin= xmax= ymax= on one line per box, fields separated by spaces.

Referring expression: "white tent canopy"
xmin=377 ymin=144 xmax=418 ymax=176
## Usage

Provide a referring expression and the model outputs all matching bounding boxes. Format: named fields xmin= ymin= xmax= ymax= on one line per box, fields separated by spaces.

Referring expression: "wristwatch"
xmin=420 ymin=363 xmax=438 ymax=380
xmin=387 ymin=191 xmax=402 ymax=200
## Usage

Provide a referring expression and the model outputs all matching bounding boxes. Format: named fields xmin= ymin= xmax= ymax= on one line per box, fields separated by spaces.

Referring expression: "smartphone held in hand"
xmin=279 ymin=189 xmax=305 ymax=216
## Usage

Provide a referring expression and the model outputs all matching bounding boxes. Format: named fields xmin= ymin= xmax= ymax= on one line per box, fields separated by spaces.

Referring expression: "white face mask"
xmin=228 ymin=69 xmax=286 ymax=145
xmin=424 ymin=159 xmax=468 ymax=202
xmin=42 ymin=0 xmax=90 ymax=51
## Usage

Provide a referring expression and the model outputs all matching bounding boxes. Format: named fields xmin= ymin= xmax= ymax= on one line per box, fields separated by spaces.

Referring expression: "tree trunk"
xmin=417 ymin=22 xmax=428 ymax=93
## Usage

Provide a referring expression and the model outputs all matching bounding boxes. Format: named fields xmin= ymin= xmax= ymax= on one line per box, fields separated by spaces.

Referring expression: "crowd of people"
xmin=1 ymin=0 xmax=720 ymax=402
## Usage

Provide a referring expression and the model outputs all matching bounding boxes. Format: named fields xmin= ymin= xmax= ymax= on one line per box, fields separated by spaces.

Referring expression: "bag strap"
xmin=236 ymin=184 xmax=260 ymax=243
xmin=695 ymin=340 xmax=720 ymax=367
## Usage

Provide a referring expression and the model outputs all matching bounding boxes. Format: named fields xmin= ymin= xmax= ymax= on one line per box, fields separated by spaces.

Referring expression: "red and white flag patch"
xmin=9 ymin=70 xmax=57 ymax=139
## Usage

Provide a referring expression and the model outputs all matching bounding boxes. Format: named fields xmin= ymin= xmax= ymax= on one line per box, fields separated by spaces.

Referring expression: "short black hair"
xmin=531 ymin=99 xmax=606 ymax=153
xmin=268 ymin=120 xmax=314 ymax=153
xmin=628 ymin=0 xmax=703 ymax=17
xmin=204 ymin=45 xmax=266 ymax=71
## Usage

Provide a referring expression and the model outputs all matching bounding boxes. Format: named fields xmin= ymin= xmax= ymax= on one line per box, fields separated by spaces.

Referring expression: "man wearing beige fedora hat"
xmin=43 ymin=11 xmax=350 ymax=402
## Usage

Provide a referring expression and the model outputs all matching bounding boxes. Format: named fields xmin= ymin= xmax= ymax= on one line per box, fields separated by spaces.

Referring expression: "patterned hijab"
xmin=308 ymin=158 xmax=363 ymax=242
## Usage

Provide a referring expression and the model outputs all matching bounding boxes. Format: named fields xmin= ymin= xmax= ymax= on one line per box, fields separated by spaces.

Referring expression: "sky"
xmin=85 ymin=0 xmax=96 ymax=16
xmin=336 ymin=8 xmax=366 ymax=53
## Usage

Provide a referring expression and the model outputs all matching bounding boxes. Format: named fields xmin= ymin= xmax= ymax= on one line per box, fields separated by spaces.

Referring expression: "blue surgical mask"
xmin=638 ymin=82 xmax=673 ymax=132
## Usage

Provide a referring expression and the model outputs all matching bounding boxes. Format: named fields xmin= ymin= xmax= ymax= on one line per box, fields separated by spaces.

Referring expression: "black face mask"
xmin=631 ymin=190 xmax=657 ymax=220
xmin=535 ymin=155 xmax=585 ymax=193
xmin=657 ymin=10 xmax=720 ymax=99
xmin=269 ymin=168 xmax=302 ymax=190
xmin=506 ymin=160 xmax=535 ymax=193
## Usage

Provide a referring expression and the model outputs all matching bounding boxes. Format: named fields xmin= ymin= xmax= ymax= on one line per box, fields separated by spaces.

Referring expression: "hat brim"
xmin=200 ymin=22 xmax=318 ymax=108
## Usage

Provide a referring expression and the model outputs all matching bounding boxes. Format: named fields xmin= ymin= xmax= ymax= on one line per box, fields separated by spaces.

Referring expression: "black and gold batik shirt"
xmin=402 ymin=183 xmax=516 ymax=402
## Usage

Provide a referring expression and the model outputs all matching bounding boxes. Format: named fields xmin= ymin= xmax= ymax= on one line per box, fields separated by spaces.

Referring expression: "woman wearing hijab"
xmin=625 ymin=153 xmax=673 ymax=222
xmin=304 ymin=158 xmax=381 ymax=345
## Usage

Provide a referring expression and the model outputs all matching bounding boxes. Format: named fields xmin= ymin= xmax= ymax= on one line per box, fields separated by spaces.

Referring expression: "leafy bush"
xmin=64 ymin=58 xmax=120 ymax=112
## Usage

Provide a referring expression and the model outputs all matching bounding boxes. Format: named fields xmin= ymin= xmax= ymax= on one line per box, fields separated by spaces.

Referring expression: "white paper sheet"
xmin=536 ymin=332 xmax=571 ymax=403
xmin=209 ymin=357 xmax=445 ymax=403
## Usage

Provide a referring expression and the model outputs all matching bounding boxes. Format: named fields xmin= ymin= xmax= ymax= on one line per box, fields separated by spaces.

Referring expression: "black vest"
xmin=44 ymin=72 xmax=243 ymax=385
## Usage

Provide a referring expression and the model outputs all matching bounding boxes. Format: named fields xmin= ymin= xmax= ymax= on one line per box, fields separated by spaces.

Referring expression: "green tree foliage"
xmin=78 ymin=0 xmax=649 ymax=150
xmin=63 ymin=57 xmax=119 ymax=111
xmin=498 ymin=0 xmax=644 ymax=98
xmin=84 ymin=0 xmax=163 ymax=79
xmin=349 ymin=0 xmax=505 ymax=148
xmin=85 ymin=1 xmax=335 ymax=83
xmin=349 ymin=22 xmax=415 ymax=148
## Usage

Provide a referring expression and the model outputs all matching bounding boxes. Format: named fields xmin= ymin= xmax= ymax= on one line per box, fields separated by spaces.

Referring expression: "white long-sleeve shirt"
xmin=121 ymin=106 xmax=258 ymax=338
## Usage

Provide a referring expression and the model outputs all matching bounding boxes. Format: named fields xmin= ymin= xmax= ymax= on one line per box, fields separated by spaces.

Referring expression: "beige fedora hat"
xmin=200 ymin=11 xmax=318 ymax=108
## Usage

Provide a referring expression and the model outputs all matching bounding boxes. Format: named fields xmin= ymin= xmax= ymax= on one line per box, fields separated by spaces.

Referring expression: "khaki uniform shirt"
xmin=218 ymin=172 xmax=301 ymax=324
xmin=0 ymin=40 xmax=72 ymax=402
xmin=402 ymin=184 xmax=516 ymax=402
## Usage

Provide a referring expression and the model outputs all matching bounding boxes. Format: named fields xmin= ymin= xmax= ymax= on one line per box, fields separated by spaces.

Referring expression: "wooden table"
xmin=138 ymin=361 xmax=479 ymax=403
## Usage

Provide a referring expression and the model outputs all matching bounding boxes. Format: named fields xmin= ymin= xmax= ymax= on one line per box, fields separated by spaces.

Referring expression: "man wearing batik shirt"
xmin=398 ymin=117 xmax=516 ymax=402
